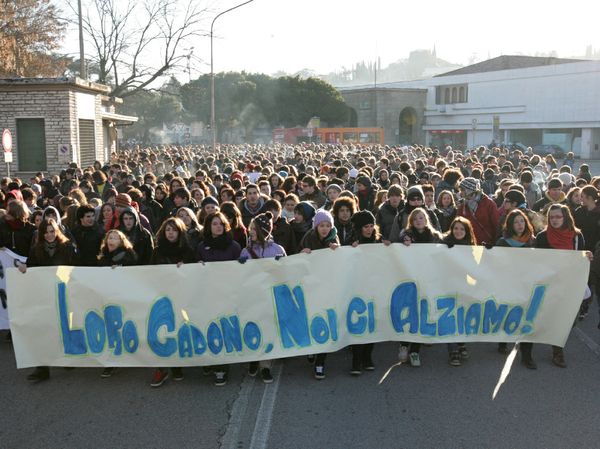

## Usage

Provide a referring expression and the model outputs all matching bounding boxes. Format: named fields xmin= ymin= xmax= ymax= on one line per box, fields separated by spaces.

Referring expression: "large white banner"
xmin=8 ymin=244 xmax=589 ymax=368
xmin=0 ymin=248 xmax=27 ymax=330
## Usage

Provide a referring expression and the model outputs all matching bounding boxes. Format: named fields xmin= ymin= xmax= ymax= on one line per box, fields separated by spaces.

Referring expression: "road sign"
xmin=2 ymin=129 xmax=12 ymax=152
xmin=4 ymin=152 xmax=12 ymax=163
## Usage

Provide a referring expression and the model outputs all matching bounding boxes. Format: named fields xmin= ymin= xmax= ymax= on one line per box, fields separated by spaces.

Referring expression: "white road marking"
xmin=249 ymin=361 xmax=283 ymax=449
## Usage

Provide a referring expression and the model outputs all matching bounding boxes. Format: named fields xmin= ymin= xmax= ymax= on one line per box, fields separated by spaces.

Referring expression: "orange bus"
xmin=273 ymin=127 xmax=384 ymax=145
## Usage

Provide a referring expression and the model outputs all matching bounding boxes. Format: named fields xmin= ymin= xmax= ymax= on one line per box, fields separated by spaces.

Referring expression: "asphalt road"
xmin=2 ymin=308 xmax=600 ymax=449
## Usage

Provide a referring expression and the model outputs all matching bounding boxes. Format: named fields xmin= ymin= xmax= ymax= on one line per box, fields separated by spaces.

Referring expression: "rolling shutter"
xmin=78 ymin=119 xmax=96 ymax=167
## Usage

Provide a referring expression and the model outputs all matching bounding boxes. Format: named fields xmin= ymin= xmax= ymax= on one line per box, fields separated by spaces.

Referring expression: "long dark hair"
xmin=547 ymin=203 xmax=578 ymax=231
xmin=219 ymin=202 xmax=243 ymax=230
xmin=203 ymin=211 xmax=232 ymax=240
xmin=32 ymin=218 xmax=69 ymax=259
xmin=503 ymin=209 xmax=533 ymax=239
xmin=444 ymin=216 xmax=476 ymax=245
xmin=156 ymin=217 xmax=188 ymax=248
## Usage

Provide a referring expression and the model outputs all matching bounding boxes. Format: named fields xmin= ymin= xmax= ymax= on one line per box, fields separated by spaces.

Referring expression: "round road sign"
xmin=2 ymin=129 xmax=12 ymax=153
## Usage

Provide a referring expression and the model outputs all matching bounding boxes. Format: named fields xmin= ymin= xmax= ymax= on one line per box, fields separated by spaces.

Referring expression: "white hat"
xmin=558 ymin=172 xmax=574 ymax=186
xmin=349 ymin=168 xmax=359 ymax=178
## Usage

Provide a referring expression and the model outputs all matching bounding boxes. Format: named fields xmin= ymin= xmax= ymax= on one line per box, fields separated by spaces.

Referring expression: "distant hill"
xmin=322 ymin=49 xmax=462 ymax=87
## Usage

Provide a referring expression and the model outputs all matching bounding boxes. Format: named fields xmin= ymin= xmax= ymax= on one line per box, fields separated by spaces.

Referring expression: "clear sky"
xmin=61 ymin=0 xmax=599 ymax=78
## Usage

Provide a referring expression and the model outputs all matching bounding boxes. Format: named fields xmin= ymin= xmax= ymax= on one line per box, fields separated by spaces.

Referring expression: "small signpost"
xmin=2 ymin=129 xmax=12 ymax=177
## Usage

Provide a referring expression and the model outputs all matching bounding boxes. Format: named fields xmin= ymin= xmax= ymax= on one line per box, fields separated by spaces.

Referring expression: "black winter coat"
xmin=27 ymin=241 xmax=79 ymax=267
xmin=71 ymin=224 xmax=103 ymax=266
xmin=272 ymin=217 xmax=296 ymax=255
xmin=0 ymin=218 xmax=36 ymax=257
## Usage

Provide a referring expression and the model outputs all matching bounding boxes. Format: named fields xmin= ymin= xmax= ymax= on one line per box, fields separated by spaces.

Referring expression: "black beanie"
xmin=356 ymin=175 xmax=372 ymax=189
xmin=253 ymin=212 xmax=273 ymax=238
xmin=504 ymin=190 xmax=526 ymax=206
xmin=351 ymin=210 xmax=376 ymax=230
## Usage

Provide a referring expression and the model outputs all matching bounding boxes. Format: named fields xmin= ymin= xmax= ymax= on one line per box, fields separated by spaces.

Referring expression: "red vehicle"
xmin=273 ymin=127 xmax=384 ymax=145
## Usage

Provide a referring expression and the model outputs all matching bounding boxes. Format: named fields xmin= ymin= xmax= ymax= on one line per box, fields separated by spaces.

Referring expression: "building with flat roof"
xmin=341 ymin=56 xmax=600 ymax=157
xmin=0 ymin=77 xmax=137 ymax=176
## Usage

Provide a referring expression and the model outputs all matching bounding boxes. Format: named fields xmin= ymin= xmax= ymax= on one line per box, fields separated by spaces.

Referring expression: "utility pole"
xmin=78 ymin=0 xmax=86 ymax=79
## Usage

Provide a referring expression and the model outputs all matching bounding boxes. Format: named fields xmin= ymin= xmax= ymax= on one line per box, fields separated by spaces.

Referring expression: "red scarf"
xmin=546 ymin=226 xmax=576 ymax=250
xmin=6 ymin=218 xmax=24 ymax=230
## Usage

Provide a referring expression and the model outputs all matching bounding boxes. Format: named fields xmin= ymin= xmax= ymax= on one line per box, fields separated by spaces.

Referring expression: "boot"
xmin=350 ymin=346 xmax=362 ymax=375
xmin=552 ymin=346 xmax=566 ymax=368
xmin=520 ymin=343 xmax=536 ymax=369
xmin=27 ymin=366 xmax=50 ymax=383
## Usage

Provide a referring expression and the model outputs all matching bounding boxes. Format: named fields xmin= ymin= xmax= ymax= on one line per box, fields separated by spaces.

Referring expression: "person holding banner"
xmin=0 ymin=200 xmax=36 ymax=258
xmin=240 ymin=211 xmax=286 ymax=384
xmin=349 ymin=210 xmax=380 ymax=375
xmin=198 ymin=212 xmax=242 ymax=386
xmin=496 ymin=209 xmax=537 ymax=369
xmin=397 ymin=207 xmax=443 ymax=367
xmin=96 ymin=229 xmax=139 ymax=378
xmin=300 ymin=209 xmax=340 ymax=380
xmin=535 ymin=204 xmax=592 ymax=368
xmin=0 ymin=200 xmax=36 ymax=342
xmin=119 ymin=208 xmax=154 ymax=265
xmin=150 ymin=217 xmax=197 ymax=387
xmin=20 ymin=218 xmax=79 ymax=383
xmin=442 ymin=216 xmax=476 ymax=366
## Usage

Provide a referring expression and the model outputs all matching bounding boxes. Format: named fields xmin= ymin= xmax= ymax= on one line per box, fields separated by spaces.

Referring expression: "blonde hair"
xmin=98 ymin=229 xmax=133 ymax=259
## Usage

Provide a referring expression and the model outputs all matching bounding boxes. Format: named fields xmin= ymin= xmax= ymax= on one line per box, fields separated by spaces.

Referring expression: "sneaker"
xmin=202 ymin=366 xmax=213 ymax=376
xmin=409 ymin=352 xmax=421 ymax=367
xmin=350 ymin=357 xmax=362 ymax=376
xmin=172 ymin=367 xmax=184 ymax=381
xmin=314 ymin=365 xmax=325 ymax=380
xmin=449 ymin=351 xmax=461 ymax=367
xmin=261 ymin=368 xmax=274 ymax=384
xmin=150 ymin=369 xmax=168 ymax=387
xmin=398 ymin=345 xmax=409 ymax=362
xmin=248 ymin=361 xmax=259 ymax=377
xmin=458 ymin=345 xmax=469 ymax=360
xmin=521 ymin=358 xmax=537 ymax=370
xmin=215 ymin=371 xmax=228 ymax=386
xmin=27 ymin=366 xmax=50 ymax=383
xmin=101 ymin=367 xmax=115 ymax=378
xmin=362 ymin=355 xmax=375 ymax=371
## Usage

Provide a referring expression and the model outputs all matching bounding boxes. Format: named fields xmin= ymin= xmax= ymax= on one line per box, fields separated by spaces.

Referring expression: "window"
xmin=436 ymin=84 xmax=468 ymax=105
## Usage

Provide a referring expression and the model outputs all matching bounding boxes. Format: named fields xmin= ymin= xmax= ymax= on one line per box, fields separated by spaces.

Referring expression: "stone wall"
xmin=0 ymin=89 xmax=77 ymax=177
xmin=341 ymin=88 xmax=427 ymax=146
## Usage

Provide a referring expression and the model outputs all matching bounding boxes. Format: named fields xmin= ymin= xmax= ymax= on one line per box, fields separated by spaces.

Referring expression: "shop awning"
xmin=101 ymin=111 xmax=138 ymax=125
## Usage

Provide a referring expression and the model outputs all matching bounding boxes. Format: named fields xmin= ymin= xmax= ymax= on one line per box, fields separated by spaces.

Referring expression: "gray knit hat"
xmin=459 ymin=177 xmax=481 ymax=193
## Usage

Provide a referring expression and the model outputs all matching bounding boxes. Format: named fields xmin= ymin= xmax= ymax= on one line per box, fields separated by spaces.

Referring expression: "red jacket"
xmin=458 ymin=195 xmax=499 ymax=245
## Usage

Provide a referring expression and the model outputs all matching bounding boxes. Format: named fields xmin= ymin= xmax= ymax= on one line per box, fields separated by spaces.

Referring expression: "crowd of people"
xmin=0 ymin=143 xmax=597 ymax=386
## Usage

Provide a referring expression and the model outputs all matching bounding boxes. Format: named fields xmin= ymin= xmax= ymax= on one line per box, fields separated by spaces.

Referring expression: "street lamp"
xmin=210 ymin=0 xmax=254 ymax=150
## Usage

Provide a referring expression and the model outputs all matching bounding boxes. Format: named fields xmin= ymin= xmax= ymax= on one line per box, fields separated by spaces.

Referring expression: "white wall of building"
xmin=423 ymin=61 xmax=600 ymax=155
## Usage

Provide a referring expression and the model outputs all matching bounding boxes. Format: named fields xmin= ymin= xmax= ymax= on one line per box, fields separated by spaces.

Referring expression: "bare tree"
xmin=68 ymin=0 xmax=208 ymax=97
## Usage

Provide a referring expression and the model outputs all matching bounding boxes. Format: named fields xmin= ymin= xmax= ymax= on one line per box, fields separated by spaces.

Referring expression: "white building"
xmin=342 ymin=56 xmax=600 ymax=157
